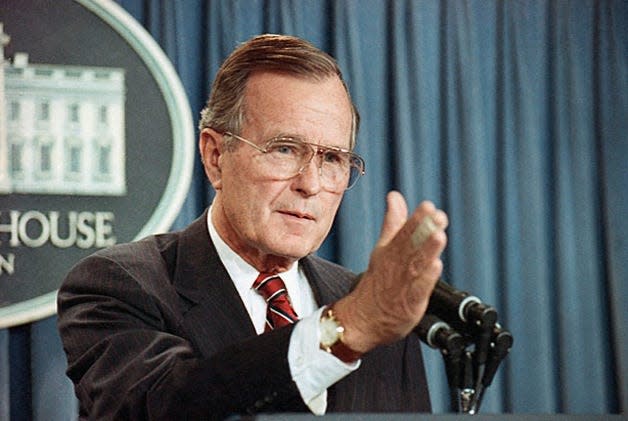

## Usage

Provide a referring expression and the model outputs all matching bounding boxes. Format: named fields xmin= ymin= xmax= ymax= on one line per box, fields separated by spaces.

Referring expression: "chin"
xmin=267 ymin=240 xmax=316 ymax=260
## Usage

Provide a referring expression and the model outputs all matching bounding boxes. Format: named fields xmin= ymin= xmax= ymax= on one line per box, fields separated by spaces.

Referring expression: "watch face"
xmin=320 ymin=317 xmax=340 ymax=347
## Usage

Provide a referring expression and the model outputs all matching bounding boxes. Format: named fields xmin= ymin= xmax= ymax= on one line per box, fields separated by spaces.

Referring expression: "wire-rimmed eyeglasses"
xmin=220 ymin=131 xmax=365 ymax=192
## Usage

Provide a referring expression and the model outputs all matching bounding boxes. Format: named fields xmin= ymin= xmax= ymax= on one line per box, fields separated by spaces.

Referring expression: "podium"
xmin=254 ymin=414 xmax=624 ymax=420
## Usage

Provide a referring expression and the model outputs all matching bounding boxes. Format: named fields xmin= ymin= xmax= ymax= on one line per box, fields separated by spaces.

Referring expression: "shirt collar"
xmin=206 ymin=206 xmax=301 ymax=299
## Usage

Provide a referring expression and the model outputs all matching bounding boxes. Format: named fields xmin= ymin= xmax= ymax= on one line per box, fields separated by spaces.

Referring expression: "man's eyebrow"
xmin=271 ymin=131 xmax=303 ymax=138
xmin=267 ymin=132 xmax=351 ymax=150
xmin=269 ymin=133 xmax=307 ymax=142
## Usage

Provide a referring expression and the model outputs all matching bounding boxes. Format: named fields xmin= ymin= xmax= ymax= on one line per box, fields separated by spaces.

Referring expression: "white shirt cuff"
xmin=288 ymin=306 xmax=361 ymax=415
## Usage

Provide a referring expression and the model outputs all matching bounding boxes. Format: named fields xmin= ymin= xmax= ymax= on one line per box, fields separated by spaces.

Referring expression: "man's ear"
xmin=199 ymin=128 xmax=224 ymax=190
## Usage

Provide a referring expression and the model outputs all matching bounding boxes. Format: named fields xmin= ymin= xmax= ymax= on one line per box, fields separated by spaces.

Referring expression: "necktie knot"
xmin=253 ymin=273 xmax=299 ymax=331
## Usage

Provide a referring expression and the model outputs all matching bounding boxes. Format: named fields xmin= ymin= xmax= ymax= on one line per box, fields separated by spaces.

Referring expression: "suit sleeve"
xmin=57 ymin=253 xmax=307 ymax=420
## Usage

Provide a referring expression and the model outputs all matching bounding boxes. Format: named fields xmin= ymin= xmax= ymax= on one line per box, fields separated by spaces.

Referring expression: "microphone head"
xmin=415 ymin=314 xmax=466 ymax=353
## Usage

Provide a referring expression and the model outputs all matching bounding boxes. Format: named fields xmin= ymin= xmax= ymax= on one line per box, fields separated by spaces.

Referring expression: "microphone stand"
xmin=467 ymin=303 xmax=497 ymax=414
xmin=417 ymin=302 xmax=513 ymax=414
xmin=472 ymin=324 xmax=514 ymax=411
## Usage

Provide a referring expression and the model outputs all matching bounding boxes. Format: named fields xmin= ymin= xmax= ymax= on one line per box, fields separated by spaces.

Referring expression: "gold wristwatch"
xmin=319 ymin=304 xmax=363 ymax=363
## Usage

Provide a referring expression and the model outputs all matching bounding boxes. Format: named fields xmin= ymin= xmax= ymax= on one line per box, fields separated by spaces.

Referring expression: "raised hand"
xmin=334 ymin=191 xmax=449 ymax=353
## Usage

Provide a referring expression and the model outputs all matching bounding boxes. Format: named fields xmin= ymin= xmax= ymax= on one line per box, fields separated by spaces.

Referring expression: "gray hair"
xmin=198 ymin=34 xmax=359 ymax=149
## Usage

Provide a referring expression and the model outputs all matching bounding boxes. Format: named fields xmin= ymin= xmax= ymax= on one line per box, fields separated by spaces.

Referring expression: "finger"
xmin=411 ymin=215 xmax=438 ymax=247
xmin=411 ymin=208 xmax=448 ymax=247
xmin=410 ymin=230 xmax=448 ymax=273
xmin=377 ymin=191 xmax=409 ymax=247
xmin=431 ymin=209 xmax=449 ymax=230
xmin=403 ymin=201 xmax=435 ymax=246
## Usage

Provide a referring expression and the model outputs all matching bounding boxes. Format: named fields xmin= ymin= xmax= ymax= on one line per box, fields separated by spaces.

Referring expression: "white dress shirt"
xmin=206 ymin=210 xmax=359 ymax=414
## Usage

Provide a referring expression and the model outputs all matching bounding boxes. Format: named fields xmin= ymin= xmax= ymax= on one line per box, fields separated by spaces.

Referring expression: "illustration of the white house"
xmin=0 ymin=23 xmax=126 ymax=196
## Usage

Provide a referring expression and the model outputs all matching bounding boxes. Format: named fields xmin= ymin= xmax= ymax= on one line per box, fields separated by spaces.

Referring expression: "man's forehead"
xmin=242 ymin=72 xmax=353 ymax=146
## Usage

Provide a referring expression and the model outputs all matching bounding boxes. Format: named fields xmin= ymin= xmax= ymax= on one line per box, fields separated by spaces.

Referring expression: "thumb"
xmin=377 ymin=191 xmax=408 ymax=247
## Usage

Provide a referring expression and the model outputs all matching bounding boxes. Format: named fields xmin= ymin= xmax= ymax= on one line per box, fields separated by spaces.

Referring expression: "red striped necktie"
xmin=253 ymin=273 xmax=299 ymax=332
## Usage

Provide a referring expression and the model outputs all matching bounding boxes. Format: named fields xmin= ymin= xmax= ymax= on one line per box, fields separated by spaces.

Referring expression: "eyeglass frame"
xmin=215 ymin=130 xmax=366 ymax=191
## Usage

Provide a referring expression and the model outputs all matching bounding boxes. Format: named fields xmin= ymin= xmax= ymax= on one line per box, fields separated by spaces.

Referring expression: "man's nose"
xmin=292 ymin=156 xmax=323 ymax=195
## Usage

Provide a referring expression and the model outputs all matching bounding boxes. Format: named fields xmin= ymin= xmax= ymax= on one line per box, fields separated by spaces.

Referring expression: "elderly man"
xmin=58 ymin=34 xmax=448 ymax=419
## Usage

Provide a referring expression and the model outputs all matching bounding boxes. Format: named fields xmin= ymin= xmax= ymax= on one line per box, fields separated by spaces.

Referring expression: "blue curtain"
xmin=1 ymin=0 xmax=626 ymax=418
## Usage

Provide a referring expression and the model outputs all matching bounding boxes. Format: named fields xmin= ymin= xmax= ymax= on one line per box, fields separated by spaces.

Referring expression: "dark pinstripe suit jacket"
xmin=57 ymin=210 xmax=431 ymax=420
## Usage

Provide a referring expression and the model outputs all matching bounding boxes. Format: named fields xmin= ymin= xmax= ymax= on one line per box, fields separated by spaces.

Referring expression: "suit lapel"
xmin=171 ymin=210 xmax=257 ymax=357
xmin=300 ymin=255 xmax=354 ymax=306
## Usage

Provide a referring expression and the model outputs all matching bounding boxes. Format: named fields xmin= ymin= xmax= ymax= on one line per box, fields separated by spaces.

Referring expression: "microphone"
xmin=414 ymin=313 xmax=465 ymax=352
xmin=417 ymin=280 xmax=513 ymax=414
xmin=427 ymin=280 xmax=498 ymax=333
xmin=414 ymin=314 xmax=466 ymax=392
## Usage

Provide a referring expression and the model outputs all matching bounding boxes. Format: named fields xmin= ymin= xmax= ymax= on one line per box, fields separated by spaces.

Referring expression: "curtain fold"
xmin=597 ymin=0 xmax=628 ymax=412
xmin=2 ymin=0 xmax=625 ymax=418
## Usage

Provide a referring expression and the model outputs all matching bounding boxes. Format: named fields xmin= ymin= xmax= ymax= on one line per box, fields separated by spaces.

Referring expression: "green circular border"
xmin=0 ymin=0 xmax=195 ymax=328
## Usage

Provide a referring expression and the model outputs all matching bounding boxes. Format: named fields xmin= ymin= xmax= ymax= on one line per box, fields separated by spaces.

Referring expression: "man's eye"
xmin=269 ymin=142 xmax=301 ymax=155
xmin=323 ymin=151 xmax=345 ymax=165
